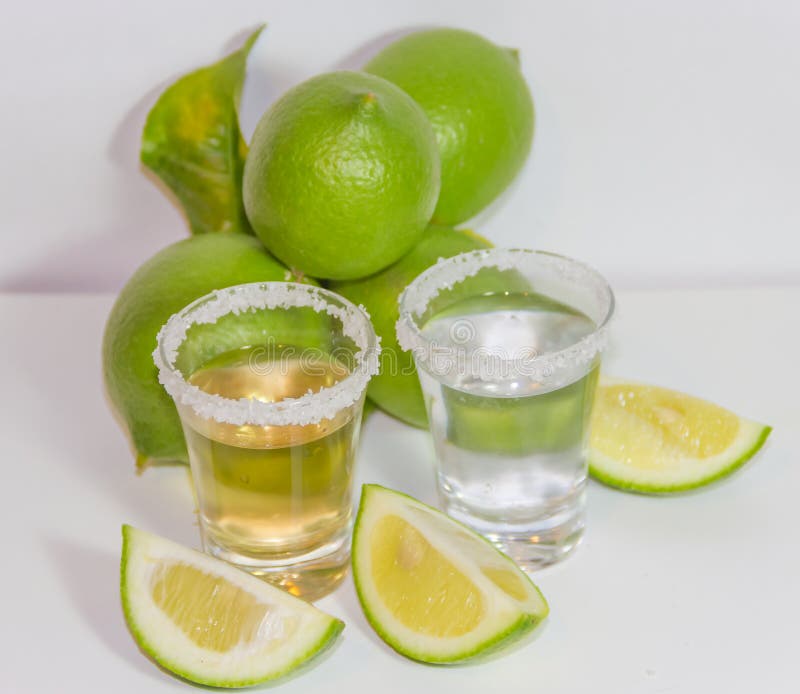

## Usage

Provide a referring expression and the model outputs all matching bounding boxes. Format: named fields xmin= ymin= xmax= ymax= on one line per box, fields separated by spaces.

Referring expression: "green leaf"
xmin=141 ymin=25 xmax=264 ymax=235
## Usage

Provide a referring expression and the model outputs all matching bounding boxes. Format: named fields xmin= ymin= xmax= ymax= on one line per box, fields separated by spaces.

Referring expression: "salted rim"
xmin=154 ymin=282 xmax=380 ymax=427
xmin=396 ymin=249 xmax=615 ymax=383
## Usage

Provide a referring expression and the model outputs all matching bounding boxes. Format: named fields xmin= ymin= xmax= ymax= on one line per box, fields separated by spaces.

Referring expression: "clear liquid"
xmin=183 ymin=345 xmax=360 ymax=598
xmin=419 ymin=292 xmax=600 ymax=566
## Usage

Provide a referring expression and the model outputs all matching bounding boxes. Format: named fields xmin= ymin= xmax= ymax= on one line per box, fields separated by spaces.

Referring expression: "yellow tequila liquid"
xmin=182 ymin=345 xmax=360 ymax=599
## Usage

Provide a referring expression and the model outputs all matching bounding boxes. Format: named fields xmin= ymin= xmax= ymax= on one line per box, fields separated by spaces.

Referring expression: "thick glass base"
xmin=441 ymin=491 xmax=586 ymax=570
xmin=200 ymin=527 xmax=350 ymax=601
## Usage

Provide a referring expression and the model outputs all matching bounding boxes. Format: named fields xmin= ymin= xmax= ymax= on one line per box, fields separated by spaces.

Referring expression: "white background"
xmin=1 ymin=0 xmax=798 ymax=292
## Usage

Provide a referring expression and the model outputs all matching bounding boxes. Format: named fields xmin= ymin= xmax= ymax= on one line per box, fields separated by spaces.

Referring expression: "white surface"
xmin=1 ymin=289 xmax=797 ymax=693
xmin=1 ymin=0 xmax=799 ymax=292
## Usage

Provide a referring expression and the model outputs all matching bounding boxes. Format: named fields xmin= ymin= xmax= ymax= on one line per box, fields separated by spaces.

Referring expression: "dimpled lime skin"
xmin=102 ymin=235 xmax=294 ymax=466
xmin=243 ymin=71 xmax=440 ymax=281
xmin=366 ymin=28 xmax=534 ymax=226
xmin=332 ymin=226 xmax=490 ymax=428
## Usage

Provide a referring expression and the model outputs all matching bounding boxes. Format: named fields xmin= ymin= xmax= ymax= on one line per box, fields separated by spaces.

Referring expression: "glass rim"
xmin=396 ymin=248 xmax=615 ymax=381
xmin=154 ymin=282 xmax=380 ymax=427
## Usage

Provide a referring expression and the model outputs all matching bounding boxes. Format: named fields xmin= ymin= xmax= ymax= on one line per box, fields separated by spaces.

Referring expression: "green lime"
xmin=366 ymin=28 xmax=534 ymax=225
xmin=589 ymin=378 xmax=772 ymax=493
xmin=121 ymin=525 xmax=343 ymax=687
xmin=331 ymin=226 xmax=490 ymax=427
xmin=243 ymin=71 xmax=440 ymax=280
xmin=352 ymin=485 xmax=548 ymax=663
xmin=102 ymin=234 xmax=298 ymax=466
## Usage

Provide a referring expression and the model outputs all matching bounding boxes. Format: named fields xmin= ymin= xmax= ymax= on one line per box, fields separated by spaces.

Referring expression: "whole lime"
xmin=103 ymin=234 xmax=296 ymax=465
xmin=243 ymin=71 xmax=440 ymax=280
xmin=365 ymin=29 xmax=534 ymax=226
xmin=331 ymin=226 xmax=490 ymax=428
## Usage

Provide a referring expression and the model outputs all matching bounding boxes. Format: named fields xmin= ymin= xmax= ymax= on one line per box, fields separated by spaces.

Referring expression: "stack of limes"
xmin=104 ymin=26 xmax=536 ymax=463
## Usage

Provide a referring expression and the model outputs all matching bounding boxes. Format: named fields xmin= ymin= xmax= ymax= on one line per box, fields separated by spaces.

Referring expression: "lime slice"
xmin=589 ymin=378 xmax=772 ymax=493
xmin=352 ymin=485 xmax=548 ymax=663
xmin=120 ymin=525 xmax=343 ymax=687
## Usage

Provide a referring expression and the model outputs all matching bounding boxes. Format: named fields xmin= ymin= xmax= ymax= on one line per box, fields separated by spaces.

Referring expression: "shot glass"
xmin=397 ymin=249 xmax=614 ymax=567
xmin=155 ymin=282 xmax=380 ymax=600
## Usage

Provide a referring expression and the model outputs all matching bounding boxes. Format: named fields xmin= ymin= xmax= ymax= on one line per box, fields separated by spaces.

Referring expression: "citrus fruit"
xmin=352 ymin=484 xmax=549 ymax=663
xmin=103 ymin=234 xmax=299 ymax=465
xmin=365 ymin=28 xmax=534 ymax=225
xmin=589 ymin=378 xmax=772 ymax=493
xmin=121 ymin=525 xmax=343 ymax=687
xmin=331 ymin=225 xmax=490 ymax=427
xmin=243 ymin=71 xmax=440 ymax=280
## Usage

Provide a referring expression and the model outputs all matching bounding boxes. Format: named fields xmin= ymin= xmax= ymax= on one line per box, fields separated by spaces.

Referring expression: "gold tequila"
xmin=183 ymin=345 xmax=360 ymax=598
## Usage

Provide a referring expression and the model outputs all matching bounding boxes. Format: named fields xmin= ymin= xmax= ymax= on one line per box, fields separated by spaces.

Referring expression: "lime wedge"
xmin=352 ymin=485 xmax=548 ymax=663
xmin=120 ymin=525 xmax=342 ymax=687
xmin=589 ymin=378 xmax=772 ymax=493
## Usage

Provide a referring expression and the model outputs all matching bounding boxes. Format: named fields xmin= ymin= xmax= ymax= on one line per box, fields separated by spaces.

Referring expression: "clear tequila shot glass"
xmin=155 ymin=282 xmax=379 ymax=600
xmin=397 ymin=249 xmax=614 ymax=567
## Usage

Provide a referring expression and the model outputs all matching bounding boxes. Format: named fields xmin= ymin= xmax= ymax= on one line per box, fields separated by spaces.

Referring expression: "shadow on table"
xmin=42 ymin=536 xmax=164 ymax=683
